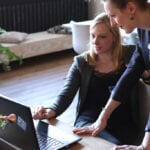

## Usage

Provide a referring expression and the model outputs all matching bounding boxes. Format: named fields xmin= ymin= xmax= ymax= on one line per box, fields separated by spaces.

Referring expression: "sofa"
xmin=1 ymin=31 xmax=72 ymax=60
xmin=0 ymin=0 xmax=88 ymax=60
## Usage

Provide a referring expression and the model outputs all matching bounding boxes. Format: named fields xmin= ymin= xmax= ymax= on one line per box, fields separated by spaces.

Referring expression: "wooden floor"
xmin=0 ymin=50 xmax=77 ymax=125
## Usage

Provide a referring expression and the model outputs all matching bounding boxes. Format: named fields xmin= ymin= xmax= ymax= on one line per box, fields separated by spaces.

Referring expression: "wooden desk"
xmin=46 ymin=119 xmax=115 ymax=150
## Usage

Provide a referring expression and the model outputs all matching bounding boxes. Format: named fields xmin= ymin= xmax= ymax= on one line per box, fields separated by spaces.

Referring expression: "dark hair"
xmin=102 ymin=0 xmax=148 ymax=10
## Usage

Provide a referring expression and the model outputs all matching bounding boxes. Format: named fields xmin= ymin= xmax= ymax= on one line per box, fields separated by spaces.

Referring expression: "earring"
xmin=130 ymin=16 xmax=134 ymax=20
xmin=130 ymin=14 xmax=135 ymax=20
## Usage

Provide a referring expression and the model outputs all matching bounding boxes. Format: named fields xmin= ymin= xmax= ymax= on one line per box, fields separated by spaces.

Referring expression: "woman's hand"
xmin=73 ymin=125 xmax=95 ymax=135
xmin=91 ymin=99 xmax=121 ymax=136
xmin=33 ymin=106 xmax=56 ymax=120
xmin=112 ymin=145 xmax=144 ymax=150
xmin=73 ymin=109 xmax=108 ymax=136
xmin=91 ymin=109 xmax=108 ymax=136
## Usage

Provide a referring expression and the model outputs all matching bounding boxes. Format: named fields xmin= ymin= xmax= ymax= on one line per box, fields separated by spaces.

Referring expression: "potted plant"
xmin=0 ymin=27 xmax=23 ymax=71
xmin=0 ymin=44 xmax=23 ymax=71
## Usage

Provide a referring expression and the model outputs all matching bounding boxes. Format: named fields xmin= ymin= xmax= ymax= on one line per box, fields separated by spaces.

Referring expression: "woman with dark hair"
xmin=73 ymin=0 xmax=150 ymax=149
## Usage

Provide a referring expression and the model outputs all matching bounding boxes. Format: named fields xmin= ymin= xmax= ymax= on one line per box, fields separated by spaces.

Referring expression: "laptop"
xmin=0 ymin=95 xmax=82 ymax=150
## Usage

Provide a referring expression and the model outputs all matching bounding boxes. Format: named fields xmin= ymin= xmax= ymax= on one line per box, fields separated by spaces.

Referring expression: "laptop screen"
xmin=0 ymin=96 xmax=39 ymax=150
xmin=0 ymin=95 xmax=82 ymax=150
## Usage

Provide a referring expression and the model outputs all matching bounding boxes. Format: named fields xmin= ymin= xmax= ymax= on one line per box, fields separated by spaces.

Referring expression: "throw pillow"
xmin=0 ymin=31 xmax=28 ymax=43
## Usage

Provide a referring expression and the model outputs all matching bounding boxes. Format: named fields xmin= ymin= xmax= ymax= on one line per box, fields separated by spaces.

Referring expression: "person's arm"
xmin=33 ymin=55 xmax=84 ymax=120
xmin=73 ymin=99 xmax=121 ymax=135
xmin=49 ymin=56 xmax=83 ymax=116
xmin=91 ymin=45 xmax=144 ymax=135
xmin=91 ymin=99 xmax=121 ymax=136
xmin=142 ymin=132 xmax=150 ymax=150
xmin=143 ymin=113 xmax=150 ymax=150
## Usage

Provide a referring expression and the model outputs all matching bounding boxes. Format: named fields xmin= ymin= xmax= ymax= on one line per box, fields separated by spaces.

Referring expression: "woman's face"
xmin=104 ymin=2 xmax=136 ymax=33
xmin=90 ymin=23 xmax=114 ymax=55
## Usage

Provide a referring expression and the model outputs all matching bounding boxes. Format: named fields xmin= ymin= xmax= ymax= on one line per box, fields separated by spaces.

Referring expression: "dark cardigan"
xmin=50 ymin=45 xmax=135 ymax=120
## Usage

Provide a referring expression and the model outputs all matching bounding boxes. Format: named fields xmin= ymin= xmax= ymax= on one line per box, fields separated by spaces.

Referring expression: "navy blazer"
xmin=111 ymin=29 xmax=150 ymax=133
xmin=112 ymin=29 xmax=150 ymax=102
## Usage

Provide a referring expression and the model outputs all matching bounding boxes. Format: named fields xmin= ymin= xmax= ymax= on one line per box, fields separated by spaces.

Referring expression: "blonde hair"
xmin=85 ymin=13 xmax=123 ymax=71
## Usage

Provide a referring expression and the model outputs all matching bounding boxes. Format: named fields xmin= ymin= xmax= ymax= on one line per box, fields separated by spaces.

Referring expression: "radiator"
xmin=0 ymin=0 xmax=88 ymax=33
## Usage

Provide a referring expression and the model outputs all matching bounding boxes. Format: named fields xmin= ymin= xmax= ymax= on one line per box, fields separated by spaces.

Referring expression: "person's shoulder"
xmin=73 ymin=52 xmax=90 ymax=70
xmin=74 ymin=52 xmax=88 ymax=63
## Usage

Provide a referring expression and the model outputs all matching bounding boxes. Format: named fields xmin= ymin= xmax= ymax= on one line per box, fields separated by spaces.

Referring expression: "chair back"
xmin=70 ymin=20 xmax=91 ymax=54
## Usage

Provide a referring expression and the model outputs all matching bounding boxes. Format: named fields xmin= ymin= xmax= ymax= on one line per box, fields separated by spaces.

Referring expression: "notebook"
xmin=0 ymin=95 xmax=82 ymax=150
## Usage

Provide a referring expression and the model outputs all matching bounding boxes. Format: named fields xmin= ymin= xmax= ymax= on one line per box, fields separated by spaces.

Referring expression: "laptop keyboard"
xmin=36 ymin=132 xmax=64 ymax=150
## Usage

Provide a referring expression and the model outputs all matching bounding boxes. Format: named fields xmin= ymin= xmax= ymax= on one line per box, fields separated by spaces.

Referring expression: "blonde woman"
xmin=33 ymin=13 xmax=136 ymax=144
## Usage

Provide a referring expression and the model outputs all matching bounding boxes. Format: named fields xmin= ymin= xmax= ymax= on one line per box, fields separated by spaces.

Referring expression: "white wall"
xmin=88 ymin=0 xmax=104 ymax=19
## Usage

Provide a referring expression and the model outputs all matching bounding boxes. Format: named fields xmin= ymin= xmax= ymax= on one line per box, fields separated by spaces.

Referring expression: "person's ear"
xmin=126 ymin=2 xmax=137 ymax=20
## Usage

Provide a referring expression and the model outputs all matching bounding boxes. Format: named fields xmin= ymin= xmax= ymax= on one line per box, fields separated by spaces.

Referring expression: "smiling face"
xmin=90 ymin=23 xmax=114 ymax=55
xmin=104 ymin=1 xmax=136 ymax=33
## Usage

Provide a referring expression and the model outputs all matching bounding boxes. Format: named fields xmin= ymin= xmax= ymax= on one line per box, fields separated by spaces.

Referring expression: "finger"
xmin=43 ymin=112 xmax=51 ymax=119
xmin=33 ymin=113 xmax=41 ymax=120
xmin=33 ymin=112 xmax=43 ymax=120
xmin=33 ymin=106 xmax=46 ymax=119
xmin=111 ymin=146 xmax=117 ymax=150
xmin=72 ymin=128 xmax=80 ymax=132
xmin=73 ymin=126 xmax=93 ymax=135
xmin=112 ymin=146 xmax=122 ymax=150
xmin=111 ymin=145 xmax=117 ymax=150
xmin=0 ymin=115 xmax=8 ymax=120
xmin=73 ymin=127 xmax=86 ymax=133
xmin=112 ymin=145 xmax=129 ymax=150
xmin=7 ymin=114 xmax=17 ymax=123
xmin=74 ymin=129 xmax=91 ymax=135
xmin=38 ymin=106 xmax=46 ymax=114
xmin=38 ymin=112 xmax=46 ymax=119
xmin=73 ymin=126 xmax=88 ymax=132
xmin=33 ymin=110 xmax=41 ymax=119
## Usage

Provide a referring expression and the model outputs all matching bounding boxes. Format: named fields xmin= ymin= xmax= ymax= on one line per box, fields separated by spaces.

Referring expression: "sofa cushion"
xmin=0 ymin=31 xmax=28 ymax=43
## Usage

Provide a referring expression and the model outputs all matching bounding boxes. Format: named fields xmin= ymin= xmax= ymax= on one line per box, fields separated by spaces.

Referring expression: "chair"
xmin=70 ymin=20 xmax=91 ymax=54
xmin=132 ymin=79 xmax=150 ymax=144
xmin=138 ymin=80 xmax=150 ymax=134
